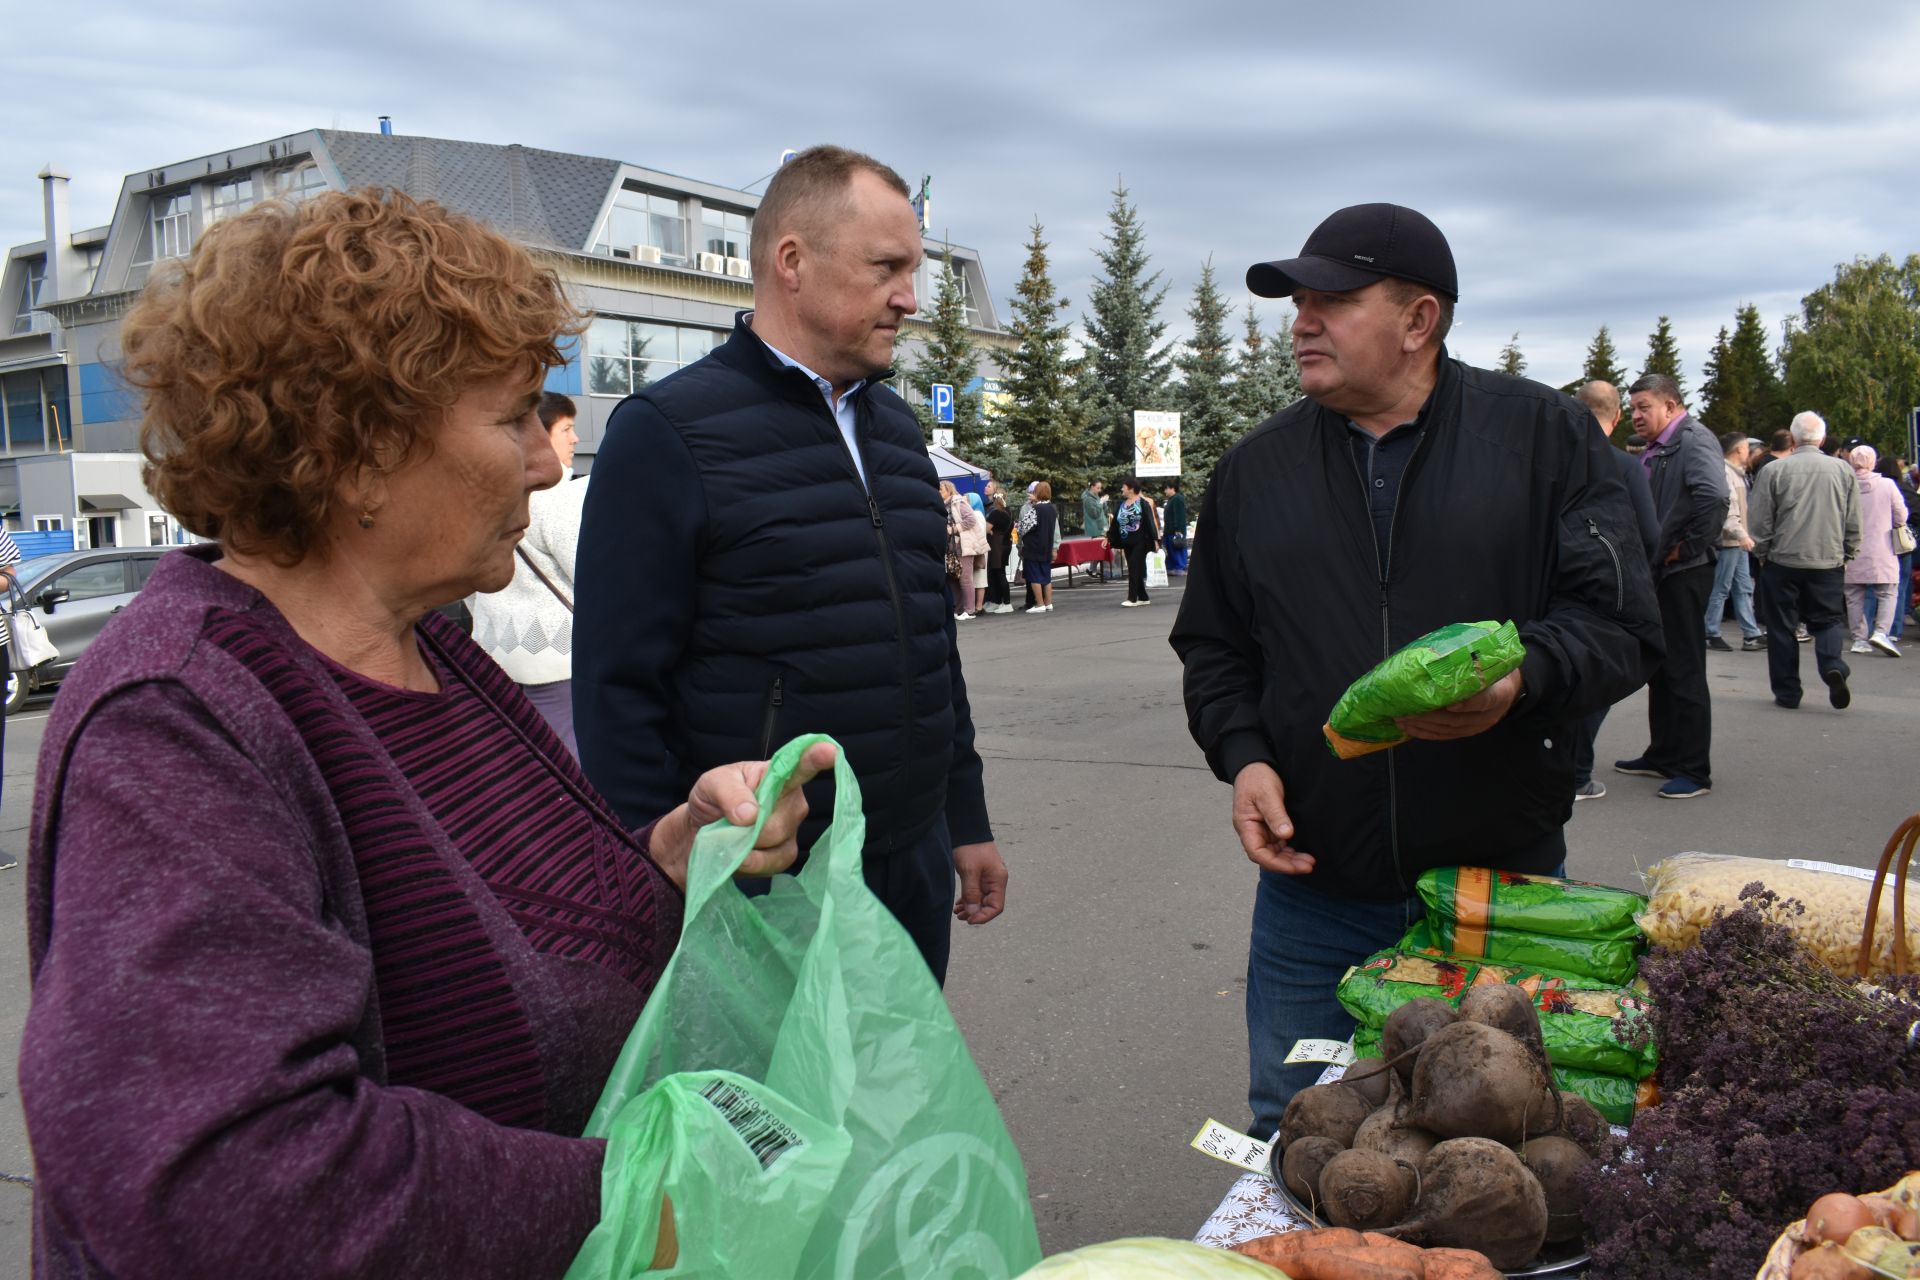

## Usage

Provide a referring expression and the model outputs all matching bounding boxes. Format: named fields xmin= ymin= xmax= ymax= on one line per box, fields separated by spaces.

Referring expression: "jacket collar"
xmin=720 ymin=311 xmax=897 ymax=397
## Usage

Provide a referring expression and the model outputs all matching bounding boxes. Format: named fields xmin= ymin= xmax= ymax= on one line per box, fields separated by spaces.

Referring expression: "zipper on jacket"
xmin=1586 ymin=518 xmax=1626 ymax=614
xmin=760 ymin=675 xmax=785 ymax=758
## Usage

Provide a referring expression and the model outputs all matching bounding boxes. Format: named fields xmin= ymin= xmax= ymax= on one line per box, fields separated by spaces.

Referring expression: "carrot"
xmin=1279 ymin=1246 xmax=1424 ymax=1280
xmin=1232 ymin=1228 xmax=1372 ymax=1266
xmin=1359 ymin=1232 xmax=1427 ymax=1256
xmin=1418 ymin=1247 xmax=1504 ymax=1280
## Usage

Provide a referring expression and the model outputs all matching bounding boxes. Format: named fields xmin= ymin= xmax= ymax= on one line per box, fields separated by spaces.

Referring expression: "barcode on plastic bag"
xmin=699 ymin=1079 xmax=806 ymax=1171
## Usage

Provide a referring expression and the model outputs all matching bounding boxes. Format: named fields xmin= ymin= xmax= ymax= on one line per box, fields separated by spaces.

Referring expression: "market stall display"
xmin=1755 ymin=1175 xmax=1920 ymax=1279
xmin=1415 ymin=869 xmax=1647 ymax=985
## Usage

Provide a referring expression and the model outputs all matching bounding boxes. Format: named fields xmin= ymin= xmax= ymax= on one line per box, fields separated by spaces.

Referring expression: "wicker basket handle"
xmin=1858 ymin=814 xmax=1917 ymax=981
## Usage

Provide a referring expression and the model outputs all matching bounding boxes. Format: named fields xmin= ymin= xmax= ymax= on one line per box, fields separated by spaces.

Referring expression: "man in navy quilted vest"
xmin=573 ymin=145 xmax=1007 ymax=983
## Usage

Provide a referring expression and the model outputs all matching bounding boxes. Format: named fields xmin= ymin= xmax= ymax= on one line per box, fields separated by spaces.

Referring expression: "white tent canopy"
xmin=927 ymin=444 xmax=990 ymax=494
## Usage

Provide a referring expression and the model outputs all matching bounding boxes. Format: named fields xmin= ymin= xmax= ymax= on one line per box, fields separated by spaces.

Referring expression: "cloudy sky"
xmin=6 ymin=1 xmax=1918 ymax=395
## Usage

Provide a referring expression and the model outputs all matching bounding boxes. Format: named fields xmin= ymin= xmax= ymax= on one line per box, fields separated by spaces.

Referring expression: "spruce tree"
xmin=1640 ymin=315 xmax=1687 ymax=399
xmin=996 ymin=219 xmax=1097 ymax=502
xmin=1698 ymin=325 xmax=1736 ymax=432
xmin=1560 ymin=323 xmax=1629 ymax=395
xmin=906 ymin=258 xmax=981 ymax=447
xmin=1175 ymin=260 xmax=1237 ymax=508
xmin=1496 ymin=333 xmax=1526 ymax=377
xmin=1080 ymin=180 xmax=1173 ymax=468
xmin=1718 ymin=303 xmax=1789 ymax=439
xmin=1231 ymin=305 xmax=1301 ymax=432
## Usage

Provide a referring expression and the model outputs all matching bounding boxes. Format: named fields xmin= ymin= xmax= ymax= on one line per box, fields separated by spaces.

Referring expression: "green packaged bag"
xmin=1350 ymin=1026 xmax=1652 ymax=1126
xmin=567 ymin=735 xmax=1042 ymax=1280
xmin=1335 ymin=944 xmax=1656 ymax=1080
xmin=1416 ymin=867 xmax=1646 ymax=941
xmin=1324 ymin=621 xmax=1526 ymax=759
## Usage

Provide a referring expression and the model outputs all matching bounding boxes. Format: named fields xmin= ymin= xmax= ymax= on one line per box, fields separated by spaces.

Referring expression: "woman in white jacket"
xmin=470 ymin=392 xmax=588 ymax=753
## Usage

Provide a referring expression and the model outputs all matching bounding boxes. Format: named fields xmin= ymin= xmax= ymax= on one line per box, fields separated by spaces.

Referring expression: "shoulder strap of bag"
xmin=514 ymin=544 xmax=573 ymax=613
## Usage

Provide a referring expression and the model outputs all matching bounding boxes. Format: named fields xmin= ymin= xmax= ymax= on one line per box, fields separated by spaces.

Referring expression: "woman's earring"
xmin=358 ymin=510 xmax=376 ymax=530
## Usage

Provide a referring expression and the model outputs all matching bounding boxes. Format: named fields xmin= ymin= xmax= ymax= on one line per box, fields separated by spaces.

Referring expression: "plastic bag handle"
xmin=679 ymin=733 xmax=857 ymax=919
xmin=1858 ymin=813 xmax=1916 ymax=981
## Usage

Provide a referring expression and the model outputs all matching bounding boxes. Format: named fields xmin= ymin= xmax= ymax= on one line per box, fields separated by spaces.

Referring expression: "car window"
xmin=50 ymin=561 xmax=129 ymax=602
xmin=126 ymin=556 xmax=161 ymax=589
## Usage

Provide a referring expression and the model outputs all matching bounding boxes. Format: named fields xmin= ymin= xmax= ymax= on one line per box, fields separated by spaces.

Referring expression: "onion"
xmin=1806 ymin=1193 xmax=1877 ymax=1248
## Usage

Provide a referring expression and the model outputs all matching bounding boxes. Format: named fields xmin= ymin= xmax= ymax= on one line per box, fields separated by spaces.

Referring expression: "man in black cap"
xmin=1169 ymin=203 xmax=1662 ymax=1139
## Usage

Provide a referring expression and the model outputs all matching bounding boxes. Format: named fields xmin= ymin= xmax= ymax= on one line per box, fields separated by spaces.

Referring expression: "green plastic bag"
xmin=1415 ymin=867 xmax=1646 ymax=941
xmin=1350 ymin=1026 xmax=1652 ymax=1126
xmin=1323 ymin=621 xmax=1526 ymax=758
xmin=1335 ymin=943 xmax=1656 ymax=1080
xmin=566 ymin=735 xmax=1042 ymax=1280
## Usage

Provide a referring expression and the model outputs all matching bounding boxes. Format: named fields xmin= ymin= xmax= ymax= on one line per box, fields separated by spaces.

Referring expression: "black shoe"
xmin=1706 ymin=635 xmax=1733 ymax=652
xmin=1774 ymin=695 xmax=1800 ymax=709
xmin=1613 ymin=757 xmax=1672 ymax=778
xmin=1741 ymin=636 xmax=1766 ymax=651
xmin=1822 ymin=667 xmax=1851 ymax=709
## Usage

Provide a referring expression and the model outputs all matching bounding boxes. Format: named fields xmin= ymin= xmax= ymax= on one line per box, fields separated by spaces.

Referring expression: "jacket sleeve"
xmin=1890 ymin=480 xmax=1910 ymax=532
xmin=1723 ymin=466 xmax=1750 ymax=543
xmin=1169 ymin=454 xmax=1278 ymax=783
xmin=1749 ymin=467 xmax=1777 ymax=561
xmin=1514 ymin=410 xmax=1665 ymax=722
xmin=1843 ymin=470 xmax=1862 ymax=561
xmin=1665 ymin=427 xmax=1731 ymax=564
xmin=1621 ymin=455 xmax=1662 ymax=562
xmin=573 ymin=397 xmax=707 ymax=828
xmin=21 ymin=685 xmax=603 ymax=1280
xmin=942 ymin=613 xmax=993 ymax=846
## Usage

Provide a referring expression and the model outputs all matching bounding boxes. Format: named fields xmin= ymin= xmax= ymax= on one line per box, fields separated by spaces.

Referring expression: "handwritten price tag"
xmin=1283 ymin=1038 xmax=1356 ymax=1067
xmin=1190 ymin=1118 xmax=1273 ymax=1174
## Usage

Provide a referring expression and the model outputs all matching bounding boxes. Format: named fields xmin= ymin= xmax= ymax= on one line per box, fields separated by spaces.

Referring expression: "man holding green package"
xmin=1169 ymin=203 xmax=1664 ymax=1139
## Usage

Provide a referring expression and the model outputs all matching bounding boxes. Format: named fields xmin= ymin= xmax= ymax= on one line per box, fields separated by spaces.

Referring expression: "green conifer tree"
xmin=1496 ymin=333 xmax=1526 ymax=377
xmin=1698 ymin=325 xmax=1736 ymax=432
xmin=1080 ymin=180 xmax=1173 ymax=468
xmin=1560 ymin=323 xmax=1629 ymax=395
xmin=1175 ymin=260 xmax=1237 ymax=507
xmin=996 ymin=220 xmax=1097 ymax=500
xmin=1640 ymin=315 xmax=1687 ymax=399
xmin=1231 ymin=304 xmax=1301 ymax=430
xmin=906 ymin=257 xmax=981 ymax=446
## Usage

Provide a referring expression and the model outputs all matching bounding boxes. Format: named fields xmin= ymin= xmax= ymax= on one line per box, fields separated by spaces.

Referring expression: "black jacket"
xmin=572 ymin=316 xmax=991 ymax=856
xmin=1642 ymin=413 xmax=1729 ymax=578
xmin=1107 ymin=497 xmax=1160 ymax=551
xmin=1170 ymin=355 xmax=1662 ymax=902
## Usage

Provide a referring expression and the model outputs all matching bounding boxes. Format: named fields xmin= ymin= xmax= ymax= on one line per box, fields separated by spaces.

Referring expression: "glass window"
xmin=32 ymin=516 xmax=63 ymax=532
xmin=131 ymin=549 xmax=162 ymax=584
xmin=585 ymin=316 xmax=724 ymax=395
xmin=270 ymin=164 xmax=328 ymax=202
xmin=209 ymin=176 xmax=256 ymax=223
xmin=151 ymin=192 xmax=193 ymax=260
xmin=12 ymin=259 xmax=45 ymax=335
xmin=3 ymin=370 xmax=43 ymax=446
xmin=594 ymin=188 xmax=688 ymax=264
xmin=52 ymin=560 xmax=128 ymax=602
xmin=80 ymin=246 xmax=103 ymax=293
xmin=702 ymin=206 xmax=752 ymax=264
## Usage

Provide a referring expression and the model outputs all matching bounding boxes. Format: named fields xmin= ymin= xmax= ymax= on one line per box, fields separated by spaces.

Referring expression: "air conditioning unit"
xmin=633 ymin=244 xmax=663 ymax=264
xmin=725 ymin=257 xmax=750 ymax=278
xmin=698 ymin=252 xmax=726 ymax=273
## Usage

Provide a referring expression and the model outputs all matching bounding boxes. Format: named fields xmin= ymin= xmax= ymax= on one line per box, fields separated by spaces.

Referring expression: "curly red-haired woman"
xmin=18 ymin=190 xmax=832 ymax=1278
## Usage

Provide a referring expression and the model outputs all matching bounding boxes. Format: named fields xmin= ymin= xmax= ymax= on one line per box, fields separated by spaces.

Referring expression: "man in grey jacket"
xmin=1749 ymin=410 xmax=1861 ymax=709
xmin=1614 ymin=373 xmax=1728 ymax=799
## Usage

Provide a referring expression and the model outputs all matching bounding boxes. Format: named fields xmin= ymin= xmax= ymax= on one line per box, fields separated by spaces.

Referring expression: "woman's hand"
xmin=649 ymin=742 xmax=839 ymax=889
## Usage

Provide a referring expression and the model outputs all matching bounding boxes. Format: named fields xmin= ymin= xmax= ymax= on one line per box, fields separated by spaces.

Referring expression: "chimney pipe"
xmin=379 ymin=116 xmax=393 ymax=136
xmin=38 ymin=165 xmax=78 ymax=303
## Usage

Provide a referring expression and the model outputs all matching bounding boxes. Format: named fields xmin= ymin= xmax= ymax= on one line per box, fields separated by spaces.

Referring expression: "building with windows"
xmin=0 ymin=128 xmax=1007 ymax=543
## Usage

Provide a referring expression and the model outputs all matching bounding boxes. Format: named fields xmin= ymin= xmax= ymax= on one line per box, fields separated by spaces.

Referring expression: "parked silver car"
xmin=5 ymin=547 xmax=171 ymax=714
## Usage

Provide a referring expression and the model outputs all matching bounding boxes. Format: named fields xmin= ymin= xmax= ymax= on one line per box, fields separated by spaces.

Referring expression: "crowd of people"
xmin=7 ymin=145 xmax=1915 ymax=1276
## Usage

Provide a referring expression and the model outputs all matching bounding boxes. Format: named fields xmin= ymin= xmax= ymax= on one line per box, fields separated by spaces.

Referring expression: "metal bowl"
xmin=1265 ymin=1141 xmax=1589 ymax=1278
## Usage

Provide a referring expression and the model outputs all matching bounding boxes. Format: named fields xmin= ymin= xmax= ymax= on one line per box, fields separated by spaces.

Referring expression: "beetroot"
xmin=1518 ymin=1135 xmax=1591 ymax=1244
xmin=1280 ymin=1135 xmax=1343 ymax=1214
xmin=1279 ymin=1082 xmax=1373 ymax=1152
xmin=1401 ymin=1021 xmax=1557 ymax=1147
xmin=1317 ymin=1147 xmax=1417 ymax=1231
xmin=1386 ymin=1136 xmax=1549 ymax=1269
xmin=1341 ymin=1058 xmax=1393 ymax=1109
xmin=1381 ymin=997 xmax=1459 ymax=1088
xmin=1353 ymin=1104 xmax=1438 ymax=1168
xmin=1551 ymin=1091 xmax=1611 ymax=1158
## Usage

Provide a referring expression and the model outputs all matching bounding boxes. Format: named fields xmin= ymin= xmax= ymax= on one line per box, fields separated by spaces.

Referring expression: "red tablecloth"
xmin=1053 ymin=537 xmax=1112 ymax=568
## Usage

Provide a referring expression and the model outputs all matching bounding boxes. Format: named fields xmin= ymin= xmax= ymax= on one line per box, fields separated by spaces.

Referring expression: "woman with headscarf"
xmin=18 ymin=189 xmax=831 ymax=1277
xmin=1844 ymin=444 xmax=1909 ymax=657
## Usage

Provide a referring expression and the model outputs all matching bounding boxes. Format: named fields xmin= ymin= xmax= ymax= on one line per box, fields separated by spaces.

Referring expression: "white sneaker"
xmin=1120 ymin=600 xmax=1139 ymax=607
xmin=955 ymin=612 xmax=973 ymax=621
xmin=1871 ymin=632 xmax=1901 ymax=657
xmin=1851 ymin=640 xmax=1873 ymax=654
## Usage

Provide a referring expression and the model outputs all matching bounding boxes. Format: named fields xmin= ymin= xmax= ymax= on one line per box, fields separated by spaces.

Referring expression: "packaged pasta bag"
xmin=1350 ymin=1025 xmax=1655 ymax=1127
xmin=1416 ymin=867 xmax=1647 ymax=984
xmin=1336 ymin=946 xmax=1656 ymax=1080
xmin=1323 ymin=621 xmax=1526 ymax=759
xmin=1639 ymin=852 xmax=1920 ymax=981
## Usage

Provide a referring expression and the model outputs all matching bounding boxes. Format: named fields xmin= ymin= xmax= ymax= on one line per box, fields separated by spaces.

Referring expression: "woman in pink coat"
xmin=1845 ymin=444 xmax=1910 ymax=656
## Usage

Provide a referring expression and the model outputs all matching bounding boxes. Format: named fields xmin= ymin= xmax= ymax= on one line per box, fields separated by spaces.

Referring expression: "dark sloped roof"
xmin=316 ymin=131 xmax=619 ymax=252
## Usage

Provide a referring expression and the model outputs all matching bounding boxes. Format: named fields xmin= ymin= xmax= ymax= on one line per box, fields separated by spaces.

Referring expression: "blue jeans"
xmin=1168 ymin=543 xmax=1190 ymax=573
xmin=1703 ymin=545 xmax=1760 ymax=640
xmin=1246 ymin=845 xmax=1568 ymax=1139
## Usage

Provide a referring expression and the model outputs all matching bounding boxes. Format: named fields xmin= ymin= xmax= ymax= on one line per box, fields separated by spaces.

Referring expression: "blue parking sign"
xmin=932 ymin=383 xmax=955 ymax=424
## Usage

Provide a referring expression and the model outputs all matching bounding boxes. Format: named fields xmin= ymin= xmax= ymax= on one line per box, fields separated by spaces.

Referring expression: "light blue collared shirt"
xmin=761 ymin=336 xmax=870 ymax=488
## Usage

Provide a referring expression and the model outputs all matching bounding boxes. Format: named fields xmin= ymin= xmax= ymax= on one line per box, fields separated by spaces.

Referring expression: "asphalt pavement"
xmin=2 ymin=574 xmax=1918 ymax=1270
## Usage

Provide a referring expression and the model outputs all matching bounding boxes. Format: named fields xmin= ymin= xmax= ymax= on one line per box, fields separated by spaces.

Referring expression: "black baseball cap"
xmin=1247 ymin=203 xmax=1458 ymax=302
